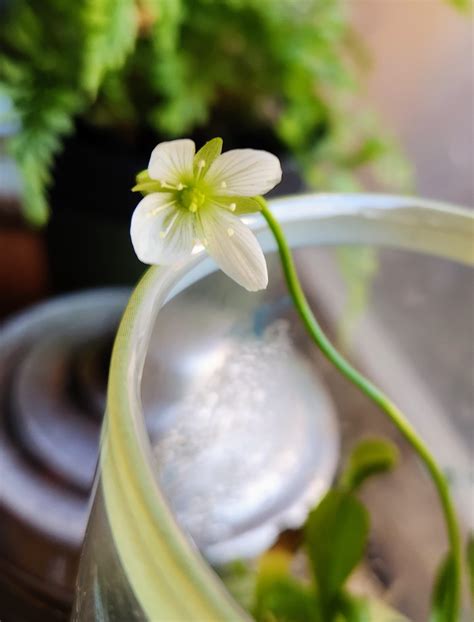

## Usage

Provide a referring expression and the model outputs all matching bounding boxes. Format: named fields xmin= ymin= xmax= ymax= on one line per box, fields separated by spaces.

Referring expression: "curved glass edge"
xmin=265 ymin=192 xmax=473 ymax=265
xmin=100 ymin=193 xmax=474 ymax=621
xmin=102 ymin=267 xmax=249 ymax=621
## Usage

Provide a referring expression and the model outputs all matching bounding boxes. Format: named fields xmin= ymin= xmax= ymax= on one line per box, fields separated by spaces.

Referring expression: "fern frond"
xmin=82 ymin=0 xmax=139 ymax=96
xmin=4 ymin=85 xmax=82 ymax=225
xmin=0 ymin=2 xmax=86 ymax=223
xmin=0 ymin=0 xmax=139 ymax=223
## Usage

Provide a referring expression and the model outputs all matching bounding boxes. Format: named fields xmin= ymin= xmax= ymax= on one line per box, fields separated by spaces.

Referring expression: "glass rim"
xmin=100 ymin=192 xmax=473 ymax=620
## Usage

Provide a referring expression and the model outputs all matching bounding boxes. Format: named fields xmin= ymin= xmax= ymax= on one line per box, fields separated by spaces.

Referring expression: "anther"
xmin=227 ymin=228 xmax=234 ymax=237
xmin=198 ymin=159 xmax=206 ymax=168
xmin=229 ymin=203 xmax=236 ymax=212
xmin=220 ymin=181 xmax=227 ymax=189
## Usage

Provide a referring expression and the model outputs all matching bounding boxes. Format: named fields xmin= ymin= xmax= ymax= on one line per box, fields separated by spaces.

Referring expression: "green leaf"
xmin=193 ymin=137 xmax=223 ymax=177
xmin=6 ymin=87 xmax=82 ymax=225
xmin=82 ymin=0 xmax=138 ymax=95
xmin=218 ymin=560 xmax=257 ymax=613
xmin=336 ymin=592 xmax=370 ymax=621
xmin=0 ymin=0 xmax=141 ymax=224
xmin=254 ymin=577 xmax=321 ymax=622
xmin=467 ymin=535 xmax=474 ymax=604
xmin=305 ymin=489 xmax=370 ymax=610
xmin=429 ymin=553 xmax=457 ymax=622
xmin=340 ymin=438 xmax=399 ymax=492
xmin=253 ymin=551 xmax=320 ymax=622
xmin=336 ymin=592 xmax=411 ymax=621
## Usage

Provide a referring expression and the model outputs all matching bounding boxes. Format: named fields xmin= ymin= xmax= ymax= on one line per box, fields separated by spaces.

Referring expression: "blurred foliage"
xmin=339 ymin=437 xmax=399 ymax=493
xmin=248 ymin=436 xmax=469 ymax=621
xmin=467 ymin=535 xmax=474 ymax=605
xmin=217 ymin=437 xmax=405 ymax=622
xmin=429 ymin=554 xmax=457 ymax=622
xmin=304 ymin=489 xmax=369 ymax=617
xmin=0 ymin=0 xmax=414 ymax=225
xmin=0 ymin=0 xmax=138 ymax=223
xmin=254 ymin=550 xmax=321 ymax=622
xmin=451 ymin=0 xmax=472 ymax=10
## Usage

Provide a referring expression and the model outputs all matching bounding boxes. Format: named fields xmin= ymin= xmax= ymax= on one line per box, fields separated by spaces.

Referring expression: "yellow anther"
xmin=189 ymin=202 xmax=198 ymax=213
xmin=227 ymin=228 xmax=235 ymax=237
xmin=220 ymin=181 xmax=227 ymax=189
xmin=198 ymin=159 xmax=206 ymax=168
xmin=229 ymin=203 xmax=236 ymax=212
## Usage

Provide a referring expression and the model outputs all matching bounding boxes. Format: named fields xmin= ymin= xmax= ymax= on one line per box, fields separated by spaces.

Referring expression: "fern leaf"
xmin=82 ymin=0 xmax=139 ymax=95
xmin=6 ymin=87 xmax=82 ymax=225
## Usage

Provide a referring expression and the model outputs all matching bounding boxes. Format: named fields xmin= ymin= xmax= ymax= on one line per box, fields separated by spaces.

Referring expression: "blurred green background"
xmin=0 ymin=0 xmax=471 ymax=305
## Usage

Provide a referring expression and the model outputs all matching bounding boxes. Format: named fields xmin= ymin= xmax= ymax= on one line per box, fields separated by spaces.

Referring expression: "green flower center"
xmin=177 ymin=186 xmax=206 ymax=213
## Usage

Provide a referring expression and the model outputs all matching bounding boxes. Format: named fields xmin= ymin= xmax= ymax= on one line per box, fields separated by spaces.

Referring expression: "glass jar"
xmin=72 ymin=193 xmax=473 ymax=621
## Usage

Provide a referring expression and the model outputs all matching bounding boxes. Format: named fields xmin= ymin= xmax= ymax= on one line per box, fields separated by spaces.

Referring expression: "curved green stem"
xmin=260 ymin=202 xmax=462 ymax=620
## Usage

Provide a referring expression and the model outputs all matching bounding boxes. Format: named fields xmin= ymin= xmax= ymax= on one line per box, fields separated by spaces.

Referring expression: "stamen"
xmin=189 ymin=202 xmax=198 ymax=213
xmin=147 ymin=200 xmax=176 ymax=218
xmin=220 ymin=181 xmax=227 ymax=189
xmin=159 ymin=211 xmax=180 ymax=239
xmin=229 ymin=202 xmax=236 ymax=212
xmin=195 ymin=159 xmax=207 ymax=181
xmin=227 ymin=228 xmax=235 ymax=237
xmin=160 ymin=181 xmax=187 ymax=191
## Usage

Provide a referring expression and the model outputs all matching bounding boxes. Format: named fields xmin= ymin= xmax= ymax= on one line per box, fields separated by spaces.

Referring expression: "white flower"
xmin=130 ymin=138 xmax=282 ymax=291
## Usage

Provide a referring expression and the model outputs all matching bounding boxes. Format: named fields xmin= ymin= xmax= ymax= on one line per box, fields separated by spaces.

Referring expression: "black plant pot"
xmin=46 ymin=121 xmax=303 ymax=293
xmin=47 ymin=123 xmax=151 ymax=291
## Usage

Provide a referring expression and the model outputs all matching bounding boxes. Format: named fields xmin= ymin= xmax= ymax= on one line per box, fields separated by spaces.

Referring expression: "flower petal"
xmin=205 ymin=148 xmax=282 ymax=196
xmin=148 ymin=139 xmax=196 ymax=185
xmin=131 ymin=193 xmax=195 ymax=265
xmin=197 ymin=208 xmax=268 ymax=291
xmin=211 ymin=195 xmax=262 ymax=215
xmin=193 ymin=137 xmax=223 ymax=178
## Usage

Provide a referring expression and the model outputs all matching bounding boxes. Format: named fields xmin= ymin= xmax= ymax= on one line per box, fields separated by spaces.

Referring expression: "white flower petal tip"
xmin=197 ymin=209 xmax=269 ymax=292
xmin=148 ymin=139 xmax=196 ymax=185
xmin=244 ymin=267 xmax=269 ymax=292
xmin=205 ymin=148 xmax=282 ymax=196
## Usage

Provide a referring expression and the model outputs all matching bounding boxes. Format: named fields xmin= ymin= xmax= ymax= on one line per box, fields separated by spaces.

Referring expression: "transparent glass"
xmin=72 ymin=193 xmax=473 ymax=622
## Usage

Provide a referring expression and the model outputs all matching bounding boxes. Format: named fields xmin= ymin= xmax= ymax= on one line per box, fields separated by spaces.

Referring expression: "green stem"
xmin=260 ymin=203 xmax=462 ymax=620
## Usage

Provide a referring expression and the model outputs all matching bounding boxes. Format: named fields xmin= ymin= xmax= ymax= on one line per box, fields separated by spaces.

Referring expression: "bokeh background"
xmin=1 ymin=0 xmax=472 ymax=315
xmin=0 ymin=1 xmax=472 ymax=621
